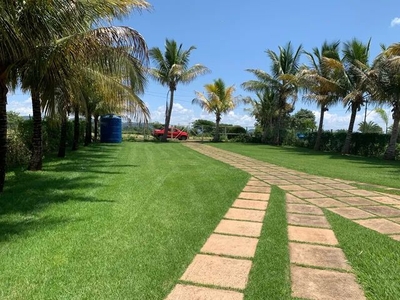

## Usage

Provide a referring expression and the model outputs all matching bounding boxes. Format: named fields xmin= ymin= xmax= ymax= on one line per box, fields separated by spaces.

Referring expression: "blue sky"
xmin=7 ymin=0 xmax=400 ymax=130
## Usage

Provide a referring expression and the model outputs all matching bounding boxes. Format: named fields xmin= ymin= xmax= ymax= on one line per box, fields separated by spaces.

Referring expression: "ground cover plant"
xmin=0 ymin=143 xmax=249 ymax=299
xmin=326 ymin=211 xmax=400 ymax=299
xmin=211 ymin=143 xmax=400 ymax=188
xmin=245 ymin=186 xmax=291 ymax=300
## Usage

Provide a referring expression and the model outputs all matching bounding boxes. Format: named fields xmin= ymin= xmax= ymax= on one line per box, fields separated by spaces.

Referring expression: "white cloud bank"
xmin=390 ymin=17 xmax=400 ymax=27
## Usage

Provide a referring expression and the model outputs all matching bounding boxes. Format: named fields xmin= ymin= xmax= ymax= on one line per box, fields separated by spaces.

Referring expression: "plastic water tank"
xmin=100 ymin=115 xmax=122 ymax=143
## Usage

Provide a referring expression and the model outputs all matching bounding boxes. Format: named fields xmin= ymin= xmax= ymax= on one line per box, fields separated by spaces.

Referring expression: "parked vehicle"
xmin=152 ymin=127 xmax=189 ymax=140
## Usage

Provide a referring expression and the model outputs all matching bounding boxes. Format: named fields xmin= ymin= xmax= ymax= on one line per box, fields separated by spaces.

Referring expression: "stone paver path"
xmin=167 ymin=142 xmax=400 ymax=299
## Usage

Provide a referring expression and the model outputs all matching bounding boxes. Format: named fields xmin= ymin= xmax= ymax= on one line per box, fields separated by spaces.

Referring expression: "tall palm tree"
xmin=300 ymin=41 xmax=343 ymax=150
xmin=242 ymin=42 xmax=302 ymax=144
xmin=247 ymin=89 xmax=278 ymax=143
xmin=149 ymin=39 xmax=209 ymax=142
xmin=192 ymin=79 xmax=245 ymax=142
xmin=374 ymin=107 xmax=389 ymax=134
xmin=333 ymin=39 xmax=371 ymax=154
xmin=367 ymin=44 xmax=400 ymax=160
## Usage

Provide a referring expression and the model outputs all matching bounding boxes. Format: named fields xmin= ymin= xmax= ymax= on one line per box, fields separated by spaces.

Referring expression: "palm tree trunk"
xmin=341 ymin=104 xmax=358 ymax=155
xmin=94 ymin=114 xmax=99 ymax=142
xmin=213 ymin=113 xmax=221 ymax=142
xmin=58 ymin=111 xmax=67 ymax=158
xmin=261 ymin=122 xmax=269 ymax=144
xmin=384 ymin=105 xmax=400 ymax=160
xmin=162 ymin=88 xmax=175 ymax=142
xmin=0 ymin=79 xmax=8 ymax=193
xmin=275 ymin=110 xmax=283 ymax=145
xmin=28 ymin=89 xmax=43 ymax=171
xmin=72 ymin=106 xmax=80 ymax=151
xmin=314 ymin=106 xmax=326 ymax=151
xmin=84 ymin=110 xmax=92 ymax=146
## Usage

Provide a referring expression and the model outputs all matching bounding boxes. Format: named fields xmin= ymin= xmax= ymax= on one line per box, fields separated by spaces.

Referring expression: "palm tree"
xmin=247 ymin=89 xmax=278 ymax=143
xmin=0 ymin=1 xmax=150 ymax=190
xmin=149 ymin=39 xmax=209 ymax=142
xmin=375 ymin=108 xmax=389 ymax=134
xmin=338 ymin=39 xmax=371 ymax=154
xmin=367 ymin=44 xmax=400 ymax=160
xmin=357 ymin=121 xmax=383 ymax=133
xmin=192 ymin=79 xmax=245 ymax=142
xmin=242 ymin=42 xmax=302 ymax=144
xmin=300 ymin=41 xmax=343 ymax=150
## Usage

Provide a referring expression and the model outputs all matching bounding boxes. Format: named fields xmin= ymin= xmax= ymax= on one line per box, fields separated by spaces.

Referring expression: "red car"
xmin=152 ymin=127 xmax=189 ymax=140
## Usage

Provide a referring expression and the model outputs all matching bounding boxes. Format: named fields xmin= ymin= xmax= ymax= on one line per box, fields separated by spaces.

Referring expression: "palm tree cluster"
xmin=0 ymin=1 xmax=151 ymax=192
xmin=243 ymin=39 xmax=400 ymax=160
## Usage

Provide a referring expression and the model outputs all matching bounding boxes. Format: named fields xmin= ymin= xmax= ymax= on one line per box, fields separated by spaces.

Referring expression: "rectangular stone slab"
xmin=329 ymin=207 xmax=375 ymax=219
xmin=165 ymin=284 xmax=244 ymax=300
xmin=289 ymin=242 xmax=350 ymax=270
xmin=181 ymin=254 xmax=252 ymax=290
xmin=287 ymin=204 xmax=324 ymax=215
xmin=214 ymin=219 xmax=263 ymax=237
xmin=355 ymin=219 xmax=400 ymax=234
xmin=288 ymin=226 xmax=338 ymax=245
xmin=224 ymin=208 xmax=265 ymax=222
xmin=287 ymin=213 xmax=330 ymax=228
xmin=201 ymin=234 xmax=259 ymax=258
xmin=232 ymin=199 xmax=268 ymax=211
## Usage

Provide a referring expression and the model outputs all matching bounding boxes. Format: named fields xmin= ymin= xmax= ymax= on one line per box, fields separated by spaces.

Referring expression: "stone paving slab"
xmin=165 ymin=284 xmax=244 ymax=300
xmin=287 ymin=179 xmax=316 ymax=185
xmin=319 ymin=189 xmax=355 ymax=197
xmin=242 ymin=185 xmax=271 ymax=193
xmin=335 ymin=197 xmax=378 ymax=206
xmin=390 ymin=235 xmax=400 ymax=241
xmin=355 ymin=219 xmax=400 ymax=234
xmin=288 ymin=226 xmax=338 ymax=245
xmin=290 ymin=190 xmax=327 ymax=199
xmin=201 ymin=234 xmax=259 ymax=258
xmin=180 ymin=254 xmax=252 ymax=290
xmin=246 ymin=179 xmax=269 ymax=187
xmin=287 ymin=213 xmax=330 ymax=228
xmin=348 ymin=190 xmax=382 ymax=197
xmin=328 ymin=207 xmax=376 ymax=219
xmin=224 ymin=208 xmax=265 ymax=222
xmin=302 ymin=184 xmax=334 ymax=191
xmin=264 ymin=179 xmax=292 ymax=185
xmin=291 ymin=266 xmax=365 ymax=300
xmin=366 ymin=196 xmax=400 ymax=205
xmin=305 ymin=197 xmax=349 ymax=208
xmin=279 ymin=185 xmax=308 ymax=191
xmin=325 ymin=183 xmax=357 ymax=190
xmin=286 ymin=194 xmax=307 ymax=204
xmin=311 ymin=178 xmax=340 ymax=184
xmin=362 ymin=206 xmax=400 ymax=217
xmin=287 ymin=204 xmax=324 ymax=215
xmin=238 ymin=192 xmax=269 ymax=201
xmin=289 ymin=242 xmax=351 ymax=270
xmin=214 ymin=219 xmax=263 ymax=237
xmin=232 ymin=199 xmax=268 ymax=211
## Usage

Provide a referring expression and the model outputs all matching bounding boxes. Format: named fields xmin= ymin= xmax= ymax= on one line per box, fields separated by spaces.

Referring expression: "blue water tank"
xmin=100 ymin=115 xmax=122 ymax=143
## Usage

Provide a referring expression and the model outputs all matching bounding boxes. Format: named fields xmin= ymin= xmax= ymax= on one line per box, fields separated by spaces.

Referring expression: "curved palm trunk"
xmin=274 ymin=110 xmax=283 ymax=145
xmin=84 ymin=110 xmax=92 ymax=146
xmin=0 ymin=79 xmax=8 ymax=192
xmin=341 ymin=103 xmax=358 ymax=155
xmin=314 ymin=106 xmax=327 ymax=151
xmin=72 ymin=106 xmax=80 ymax=151
xmin=162 ymin=88 xmax=175 ymax=142
xmin=213 ymin=113 xmax=221 ymax=142
xmin=58 ymin=111 xmax=67 ymax=158
xmin=28 ymin=89 xmax=43 ymax=170
xmin=384 ymin=105 xmax=400 ymax=160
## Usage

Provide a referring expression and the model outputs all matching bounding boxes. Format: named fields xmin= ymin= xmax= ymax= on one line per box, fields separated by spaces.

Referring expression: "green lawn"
xmin=211 ymin=143 xmax=400 ymax=188
xmin=0 ymin=143 xmax=249 ymax=299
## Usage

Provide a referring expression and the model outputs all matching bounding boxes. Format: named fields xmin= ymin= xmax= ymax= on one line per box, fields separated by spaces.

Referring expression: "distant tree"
xmin=193 ymin=78 xmax=246 ymax=142
xmin=149 ymin=39 xmax=209 ymax=142
xmin=357 ymin=121 xmax=383 ymax=133
xmin=7 ymin=112 xmax=24 ymax=130
xmin=290 ymin=109 xmax=317 ymax=133
xmin=192 ymin=119 xmax=215 ymax=134
xmin=374 ymin=108 xmax=389 ymax=134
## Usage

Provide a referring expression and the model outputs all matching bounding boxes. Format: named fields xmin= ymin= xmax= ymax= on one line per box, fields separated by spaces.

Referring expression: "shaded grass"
xmin=0 ymin=143 xmax=249 ymax=299
xmin=211 ymin=143 xmax=400 ymax=188
xmin=325 ymin=210 xmax=400 ymax=300
xmin=245 ymin=186 xmax=291 ymax=300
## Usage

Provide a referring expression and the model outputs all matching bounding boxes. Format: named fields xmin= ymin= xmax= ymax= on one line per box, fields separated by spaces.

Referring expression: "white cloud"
xmin=8 ymin=97 xmax=32 ymax=116
xmin=390 ymin=17 xmax=400 ymax=27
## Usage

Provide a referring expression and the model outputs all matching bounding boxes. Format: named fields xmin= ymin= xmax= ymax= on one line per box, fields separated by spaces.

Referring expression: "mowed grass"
xmin=326 ymin=211 xmax=400 ymax=299
xmin=245 ymin=186 xmax=291 ymax=300
xmin=211 ymin=143 xmax=400 ymax=188
xmin=0 ymin=143 xmax=249 ymax=299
